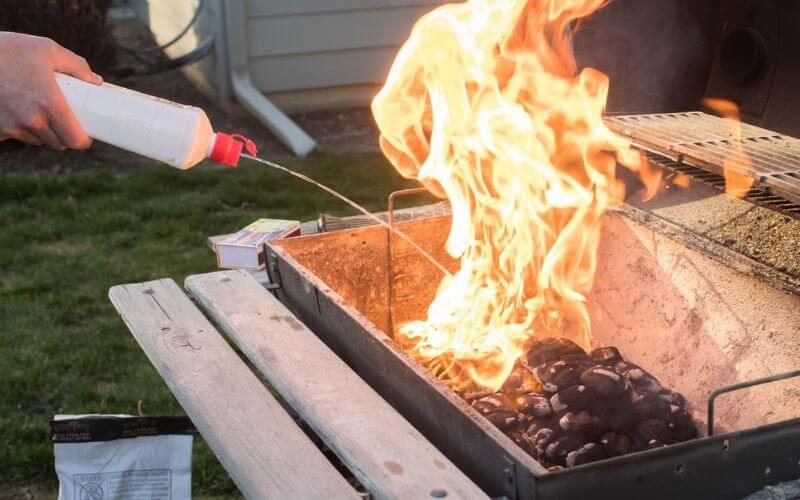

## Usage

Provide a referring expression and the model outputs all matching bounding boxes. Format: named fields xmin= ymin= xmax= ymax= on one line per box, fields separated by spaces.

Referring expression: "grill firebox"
xmin=266 ymin=206 xmax=800 ymax=499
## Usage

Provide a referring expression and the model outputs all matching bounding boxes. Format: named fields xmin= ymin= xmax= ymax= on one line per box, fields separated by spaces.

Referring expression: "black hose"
xmin=117 ymin=0 xmax=206 ymax=55
xmin=111 ymin=0 xmax=214 ymax=77
xmin=133 ymin=33 xmax=215 ymax=75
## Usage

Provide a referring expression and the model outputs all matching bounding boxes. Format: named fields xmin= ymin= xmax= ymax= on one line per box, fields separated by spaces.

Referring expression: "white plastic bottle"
xmin=55 ymin=73 xmax=255 ymax=169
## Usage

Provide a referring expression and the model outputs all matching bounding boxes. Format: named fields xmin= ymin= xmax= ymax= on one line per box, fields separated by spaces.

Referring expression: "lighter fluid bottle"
xmin=55 ymin=73 xmax=256 ymax=169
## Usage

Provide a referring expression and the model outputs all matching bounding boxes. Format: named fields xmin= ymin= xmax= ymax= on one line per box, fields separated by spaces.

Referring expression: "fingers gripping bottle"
xmin=55 ymin=73 xmax=256 ymax=169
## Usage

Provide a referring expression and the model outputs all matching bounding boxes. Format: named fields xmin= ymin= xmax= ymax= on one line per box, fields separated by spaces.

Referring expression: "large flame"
xmin=372 ymin=0 xmax=645 ymax=391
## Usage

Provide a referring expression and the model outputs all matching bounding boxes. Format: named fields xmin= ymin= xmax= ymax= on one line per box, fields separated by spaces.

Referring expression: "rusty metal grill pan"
xmin=266 ymin=212 xmax=800 ymax=499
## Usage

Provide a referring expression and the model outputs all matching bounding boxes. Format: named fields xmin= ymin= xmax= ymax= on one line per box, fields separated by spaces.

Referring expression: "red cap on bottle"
xmin=209 ymin=132 xmax=258 ymax=167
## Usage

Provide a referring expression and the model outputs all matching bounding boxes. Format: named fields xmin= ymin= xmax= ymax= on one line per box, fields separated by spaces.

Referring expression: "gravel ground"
xmin=708 ymin=206 xmax=800 ymax=277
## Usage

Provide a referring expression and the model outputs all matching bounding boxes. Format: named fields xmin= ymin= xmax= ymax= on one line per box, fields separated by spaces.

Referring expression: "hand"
xmin=0 ymin=32 xmax=103 ymax=150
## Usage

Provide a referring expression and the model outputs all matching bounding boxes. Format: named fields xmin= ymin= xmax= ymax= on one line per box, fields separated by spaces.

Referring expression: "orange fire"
xmin=703 ymin=98 xmax=754 ymax=198
xmin=372 ymin=0 xmax=646 ymax=390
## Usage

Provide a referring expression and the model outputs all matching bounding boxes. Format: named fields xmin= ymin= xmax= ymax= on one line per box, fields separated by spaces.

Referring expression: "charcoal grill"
xmin=265 ymin=203 xmax=800 ymax=499
xmin=258 ymin=2 xmax=800 ymax=496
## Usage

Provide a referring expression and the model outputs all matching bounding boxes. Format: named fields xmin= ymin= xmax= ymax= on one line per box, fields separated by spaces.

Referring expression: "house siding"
xmin=129 ymin=0 xmax=446 ymax=108
xmin=243 ymin=0 xmax=443 ymax=93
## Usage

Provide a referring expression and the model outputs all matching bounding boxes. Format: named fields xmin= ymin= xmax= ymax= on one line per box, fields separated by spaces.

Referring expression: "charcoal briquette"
xmin=590 ymin=346 xmax=622 ymax=366
xmin=533 ymin=427 xmax=560 ymax=458
xmin=658 ymin=389 xmax=687 ymax=409
xmin=559 ymin=353 xmax=595 ymax=370
xmin=501 ymin=367 xmax=524 ymax=391
xmin=559 ymin=411 xmax=604 ymax=438
xmin=471 ymin=394 xmax=505 ymax=414
xmin=593 ymin=398 xmax=637 ymax=434
xmin=614 ymin=360 xmax=640 ymax=375
xmin=545 ymin=434 xmax=586 ymax=465
xmin=599 ymin=432 xmax=630 ymax=457
xmin=526 ymin=417 xmax=561 ymax=436
xmin=519 ymin=368 xmax=545 ymax=394
xmin=550 ymin=384 xmax=596 ymax=414
xmin=517 ymin=393 xmax=553 ymax=419
xmin=534 ymin=361 xmax=580 ymax=393
xmin=509 ymin=429 xmax=538 ymax=456
xmin=566 ymin=442 xmax=607 ymax=467
xmin=627 ymin=430 xmax=667 ymax=452
xmin=634 ymin=392 xmax=672 ymax=421
xmin=634 ymin=418 xmax=670 ymax=443
xmin=624 ymin=367 xmax=663 ymax=393
xmin=580 ymin=366 xmax=627 ymax=397
xmin=484 ymin=408 xmax=526 ymax=431
xmin=522 ymin=337 xmax=586 ymax=369
xmin=668 ymin=410 xmax=698 ymax=441
xmin=627 ymin=433 xmax=647 ymax=453
xmin=458 ymin=338 xmax=699 ymax=468
xmin=462 ymin=388 xmax=492 ymax=402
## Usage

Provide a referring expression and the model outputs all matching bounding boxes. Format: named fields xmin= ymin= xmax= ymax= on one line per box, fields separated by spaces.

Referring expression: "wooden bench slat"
xmin=186 ymin=270 xmax=486 ymax=500
xmin=109 ymin=279 xmax=358 ymax=500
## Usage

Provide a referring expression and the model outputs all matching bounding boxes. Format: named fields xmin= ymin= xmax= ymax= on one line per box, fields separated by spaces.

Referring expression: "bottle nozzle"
xmin=210 ymin=132 xmax=258 ymax=167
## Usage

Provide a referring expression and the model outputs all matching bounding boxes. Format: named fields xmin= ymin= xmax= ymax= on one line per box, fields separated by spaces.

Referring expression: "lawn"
xmin=0 ymin=152 xmax=421 ymax=497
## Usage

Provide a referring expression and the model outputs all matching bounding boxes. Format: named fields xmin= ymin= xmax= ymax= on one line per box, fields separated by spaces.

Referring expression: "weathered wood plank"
xmin=109 ymin=279 xmax=357 ymax=500
xmin=186 ymin=270 xmax=487 ymax=500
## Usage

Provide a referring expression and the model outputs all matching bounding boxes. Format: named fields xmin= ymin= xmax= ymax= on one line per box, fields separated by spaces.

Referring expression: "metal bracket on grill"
xmin=707 ymin=369 xmax=800 ymax=436
xmin=502 ymin=455 xmax=518 ymax=500
xmin=387 ymin=188 xmax=431 ymax=335
xmin=264 ymin=252 xmax=282 ymax=292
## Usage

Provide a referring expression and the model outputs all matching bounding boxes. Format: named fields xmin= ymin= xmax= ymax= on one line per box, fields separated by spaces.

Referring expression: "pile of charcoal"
xmin=459 ymin=337 xmax=698 ymax=470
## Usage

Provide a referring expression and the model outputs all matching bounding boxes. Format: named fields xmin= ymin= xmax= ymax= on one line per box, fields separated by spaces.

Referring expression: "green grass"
xmin=0 ymin=152 xmax=420 ymax=496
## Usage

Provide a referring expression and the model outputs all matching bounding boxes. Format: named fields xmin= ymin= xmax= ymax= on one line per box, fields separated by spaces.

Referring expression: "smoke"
xmin=573 ymin=0 xmax=720 ymax=114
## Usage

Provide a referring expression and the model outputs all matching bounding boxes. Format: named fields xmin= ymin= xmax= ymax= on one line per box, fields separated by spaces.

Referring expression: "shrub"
xmin=0 ymin=0 xmax=115 ymax=70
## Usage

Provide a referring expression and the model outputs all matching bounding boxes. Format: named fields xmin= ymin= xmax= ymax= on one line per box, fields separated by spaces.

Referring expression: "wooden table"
xmin=109 ymin=270 xmax=485 ymax=499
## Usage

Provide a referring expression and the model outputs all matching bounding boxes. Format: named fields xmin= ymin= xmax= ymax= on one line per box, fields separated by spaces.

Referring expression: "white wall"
xmin=129 ymin=0 xmax=447 ymax=110
xmin=243 ymin=1 xmax=444 ymax=93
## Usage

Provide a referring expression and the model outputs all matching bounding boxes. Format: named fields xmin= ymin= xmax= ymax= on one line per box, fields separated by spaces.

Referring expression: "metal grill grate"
xmin=644 ymin=152 xmax=800 ymax=219
xmin=606 ymin=112 xmax=800 ymax=205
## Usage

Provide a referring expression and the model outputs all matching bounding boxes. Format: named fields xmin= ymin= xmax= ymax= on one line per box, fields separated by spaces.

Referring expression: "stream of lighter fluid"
xmin=240 ymin=154 xmax=452 ymax=277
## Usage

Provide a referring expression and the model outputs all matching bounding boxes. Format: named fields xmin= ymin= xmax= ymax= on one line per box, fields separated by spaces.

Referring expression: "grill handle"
xmin=707 ymin=369 xmax=800 ymax=436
